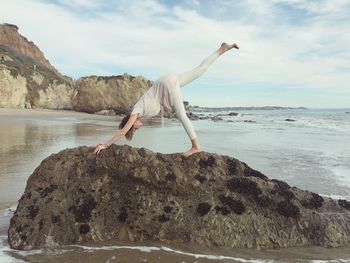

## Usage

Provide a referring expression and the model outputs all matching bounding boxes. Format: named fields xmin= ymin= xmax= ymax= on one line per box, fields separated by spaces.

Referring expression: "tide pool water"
xmin=0 ymin=108 xmax=349 ymax=262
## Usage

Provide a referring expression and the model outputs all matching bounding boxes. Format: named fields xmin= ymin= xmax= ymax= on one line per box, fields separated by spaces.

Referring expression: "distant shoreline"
xmin=189 ymin=106 xmax=308 ymax=111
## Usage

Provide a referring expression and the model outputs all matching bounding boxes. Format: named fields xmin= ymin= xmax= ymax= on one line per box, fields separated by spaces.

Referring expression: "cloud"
xmin=273 ymin=0 xmax=350 ymax=15
xmin=0 ymin=0 xmax=349 ymax=107
xmin=55 ymin=0 xmax=103 ymax=9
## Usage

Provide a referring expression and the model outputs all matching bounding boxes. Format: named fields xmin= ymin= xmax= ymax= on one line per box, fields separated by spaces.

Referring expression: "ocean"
xmin=0 ymin=108 xmax=349 ymax=262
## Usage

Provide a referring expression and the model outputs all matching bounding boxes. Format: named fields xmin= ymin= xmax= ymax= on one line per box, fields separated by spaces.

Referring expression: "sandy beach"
xmin=0 ymin=108 xmax=124 ymax=120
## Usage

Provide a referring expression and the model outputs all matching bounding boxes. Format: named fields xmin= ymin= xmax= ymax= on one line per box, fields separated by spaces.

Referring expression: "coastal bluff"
xmin=0 ymin=23 xmax=151 ymax=113
xmin=8 ymin=145 xmax=350 ymax=250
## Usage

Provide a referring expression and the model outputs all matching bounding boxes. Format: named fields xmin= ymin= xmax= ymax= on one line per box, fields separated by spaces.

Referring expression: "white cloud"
xmin=0 ymin=0 xmax=349 ymax=107
xmin=55 ymin=0 xmax=103 ymax=9
xmin=272 ymin=0 xmax=350 ymax=15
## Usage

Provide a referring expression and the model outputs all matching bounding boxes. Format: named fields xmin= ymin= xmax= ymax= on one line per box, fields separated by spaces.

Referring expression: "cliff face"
xmin=0 ymin=23 xmax=60 ymax=76
xmin=0 ymin=65 xmax=27 ymax=108
xmin=0 ymin=23 xmax=75 ymax=109
xmin=8 ymin=145 xmax=350 ymax=250
xmin=0 ymin=47 xmax=74 ymax=110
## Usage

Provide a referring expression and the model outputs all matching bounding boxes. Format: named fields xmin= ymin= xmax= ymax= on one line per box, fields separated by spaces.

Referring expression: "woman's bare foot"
xmin=182 ymin=138 xmax=201 ymax=157
xmin=182 ymin=147 xmax=201 ymax=157
xmin=219 ymin=42 xmax=239 ymax=54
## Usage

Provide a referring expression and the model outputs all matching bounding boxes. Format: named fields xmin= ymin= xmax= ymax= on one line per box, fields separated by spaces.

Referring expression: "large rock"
xmin=8 ymin=145 xmax=350 ymax=250
xmin=72 ymin=74 xmax=152 ymax=114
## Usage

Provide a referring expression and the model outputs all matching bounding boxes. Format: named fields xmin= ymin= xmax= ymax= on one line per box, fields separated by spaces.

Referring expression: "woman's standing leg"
xmin=177 ymin=42 xmax=239 ymax=87
xmin=170 ymin=82 xmax=201 ymax=157
xmin=173 ymin=42 xmax=239 ymax=157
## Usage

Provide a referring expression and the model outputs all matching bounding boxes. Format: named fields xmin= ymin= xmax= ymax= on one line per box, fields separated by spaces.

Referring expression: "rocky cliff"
xmin=0 ymin=23 xmax=75 ymax=109
xmin=72 ymin=74 xmax=152 ymax=114
xmin=8 ymin=145 xmax=350 ymax=250
xmin=0 ymin=23 xmax=152 ymax=113
xmin=0 ymin=49 xmax=74 ymax=109
xmin=0 ymin=23 xmax=61 ymax=76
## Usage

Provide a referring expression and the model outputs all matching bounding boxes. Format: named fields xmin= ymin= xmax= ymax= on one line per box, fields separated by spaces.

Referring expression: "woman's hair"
xmin=119 ymin=114 xmax=134 ymax=140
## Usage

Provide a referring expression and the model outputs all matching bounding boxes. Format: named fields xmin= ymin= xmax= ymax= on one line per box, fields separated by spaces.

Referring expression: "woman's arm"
xmin=105 ymin=113 xmax=139 ymax=146
xmin=94 ymin=113 xmax=139 ymax=154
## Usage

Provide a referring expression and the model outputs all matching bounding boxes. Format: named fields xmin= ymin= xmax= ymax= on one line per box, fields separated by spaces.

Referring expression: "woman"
xmin=94 ymin=42 xmax=239 ymax=157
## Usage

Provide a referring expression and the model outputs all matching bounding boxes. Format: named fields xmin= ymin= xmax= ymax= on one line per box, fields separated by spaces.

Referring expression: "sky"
xmin=1 ymin=0 xmax=350 ymax=108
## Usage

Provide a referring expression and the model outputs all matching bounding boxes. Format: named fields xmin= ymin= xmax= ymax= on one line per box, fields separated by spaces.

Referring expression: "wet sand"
xmin=6 ymin=239 xmax=350 ymax=263
xmin=0 ymin=108 xmax=122 ymax=206
xmin=0 ymin=108 xmax=122 ymax=119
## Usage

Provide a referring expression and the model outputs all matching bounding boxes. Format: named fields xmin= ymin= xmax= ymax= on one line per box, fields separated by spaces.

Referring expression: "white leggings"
xmin=170 ymin=50 xmax=221 ymax=140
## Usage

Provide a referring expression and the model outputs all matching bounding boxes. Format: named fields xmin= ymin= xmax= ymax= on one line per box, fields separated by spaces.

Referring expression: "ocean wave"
xmin=71 ymin=244 xmax=269 ymax=262
xmin=288 ymin=117 xmax=350 ymax=133
xmin=221 ymin=110 xmax=350 ymax=134
xmin=310 ymin=260 xmax=350 ymax=263
xmin=0 ymin=203 xmax=17 ymax=217
xmin=0 ymin=235 xmax=27 ymax=263
xmin=319 ymin=194 xmax=350 ymax=202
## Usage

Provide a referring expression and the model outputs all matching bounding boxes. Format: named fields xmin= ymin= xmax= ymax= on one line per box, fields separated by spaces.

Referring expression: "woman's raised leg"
xmin=177 ymin=42 xmax=239 ymax=87
xmin=171 ymin=42 xmax=239 ymax=156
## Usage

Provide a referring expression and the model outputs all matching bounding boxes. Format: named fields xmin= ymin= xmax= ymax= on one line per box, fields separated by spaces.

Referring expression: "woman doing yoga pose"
xmin=94 ymin=42 xmax=239 ymax=157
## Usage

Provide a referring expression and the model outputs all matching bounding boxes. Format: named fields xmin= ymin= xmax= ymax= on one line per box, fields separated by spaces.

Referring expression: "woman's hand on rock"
xmin=93 ymin=143 xmax=107 ymax=154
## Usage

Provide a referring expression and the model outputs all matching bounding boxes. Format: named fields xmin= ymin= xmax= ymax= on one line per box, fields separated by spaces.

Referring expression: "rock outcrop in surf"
xmin=8 ymin=145 xmax=350 ymax=250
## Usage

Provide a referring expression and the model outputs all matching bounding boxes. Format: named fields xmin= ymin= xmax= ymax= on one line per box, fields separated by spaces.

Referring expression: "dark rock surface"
xmin=8 ymin=145 xmax=350 ymax=250
xmin=211 ymin=115 xmax=223 ymax=121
